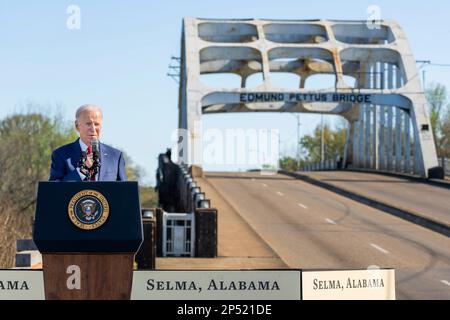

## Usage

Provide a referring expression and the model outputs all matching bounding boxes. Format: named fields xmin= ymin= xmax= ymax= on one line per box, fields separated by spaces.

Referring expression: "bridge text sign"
xmin=239 ymin=92 xmax=373 ymax=104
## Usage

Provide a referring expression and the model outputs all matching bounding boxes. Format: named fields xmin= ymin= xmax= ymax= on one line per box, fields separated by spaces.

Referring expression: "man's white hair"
xmin=75 ymin=104 xmax=103 ymax=121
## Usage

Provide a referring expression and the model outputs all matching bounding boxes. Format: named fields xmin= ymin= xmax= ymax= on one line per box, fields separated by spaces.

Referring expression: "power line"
xmin=429 ymin=63 xmax=450 ymax=67
xmin=416 ymin=60 xmax=450 ymax=89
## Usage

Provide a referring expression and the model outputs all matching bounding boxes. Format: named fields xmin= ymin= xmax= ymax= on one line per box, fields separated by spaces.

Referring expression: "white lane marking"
xmin=262 ymin=183 xmax=268 ymax=187
xmin=441 ymin=280 xmax=450 ymax=287
xmin=370 ymin=243 xmax=389 ymax=255
xmin=325 ymin=218 xmax=336 ymax=225
xmin=277 ymin=191 xmax=284 ymax=196
xmin=298 ymin=203 xmax=308 ymax=209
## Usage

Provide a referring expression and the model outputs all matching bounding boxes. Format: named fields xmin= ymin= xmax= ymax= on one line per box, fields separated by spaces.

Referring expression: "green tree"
xmin=426 ymin=83 xmax=450 ymax=157
xmin=442 ymin=109 xmax=450 ymax=157
xmin=0 ymin=112 xmax=77 ymax=267
xmin=300 ymin=122 xmax=347 ymax=163
xmin=279 ymin=156 xmax=302 ymax=171
xmin=122 ymin=152 xmax=145 ymax=183
xmin=139 ymin=186 xmax=158 ymax=208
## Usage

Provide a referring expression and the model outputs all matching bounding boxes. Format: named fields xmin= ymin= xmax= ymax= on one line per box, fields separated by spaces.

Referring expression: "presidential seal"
xmin=68 ymin=190 xmax=109 ymax=230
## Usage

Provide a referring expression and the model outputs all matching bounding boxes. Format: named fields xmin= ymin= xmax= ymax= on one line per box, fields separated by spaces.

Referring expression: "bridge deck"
xmin=299 ymin=171 xmax=450 ymax=227
xmin=198 ymin=172 xmax=450 ymax=300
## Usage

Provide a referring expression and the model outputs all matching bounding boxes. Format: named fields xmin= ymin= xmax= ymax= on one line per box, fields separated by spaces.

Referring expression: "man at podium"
xmin=49 ymin=104 xmax=127 ymax=182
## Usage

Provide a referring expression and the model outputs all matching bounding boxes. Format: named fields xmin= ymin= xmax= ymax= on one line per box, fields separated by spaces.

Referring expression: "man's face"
xmin=75 ymin=108 xmax=102 ymax=145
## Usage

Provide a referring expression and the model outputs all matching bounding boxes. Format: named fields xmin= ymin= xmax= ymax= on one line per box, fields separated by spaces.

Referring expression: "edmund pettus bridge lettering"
xmin=239 ymin=92 xmax=372 ymax=104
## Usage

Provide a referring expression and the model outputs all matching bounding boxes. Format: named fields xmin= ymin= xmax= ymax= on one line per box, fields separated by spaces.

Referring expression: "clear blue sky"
xmin=1 ymin=1 xmax=449 ymax=185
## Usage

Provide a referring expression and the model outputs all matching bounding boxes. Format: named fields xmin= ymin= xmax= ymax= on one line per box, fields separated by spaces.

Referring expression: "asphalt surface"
xmin=300 ymin=171 xmax=450 ymax=226
xmin=204 ymin=172 xmax=450 ymax=300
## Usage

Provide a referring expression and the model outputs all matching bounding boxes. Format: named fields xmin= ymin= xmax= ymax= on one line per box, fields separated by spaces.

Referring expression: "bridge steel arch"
xmin=178 ymin=18 xmax=439 ymax=178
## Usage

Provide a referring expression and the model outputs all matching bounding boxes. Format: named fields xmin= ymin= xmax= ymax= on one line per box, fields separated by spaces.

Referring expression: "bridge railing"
xmin=156 ymin=154 xmax=217 ymax=257
xmin=300 ymin=159 xmax=340 ymax=172
xmin=300 ymin=158 xmax=448 ymax=178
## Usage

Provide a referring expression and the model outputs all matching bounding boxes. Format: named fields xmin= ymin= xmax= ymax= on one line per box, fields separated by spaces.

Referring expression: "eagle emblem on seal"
xmin=80 ymin=199 xmax=99 ymax=221
xmin=68 ymin=190 xmax=109 ymax=230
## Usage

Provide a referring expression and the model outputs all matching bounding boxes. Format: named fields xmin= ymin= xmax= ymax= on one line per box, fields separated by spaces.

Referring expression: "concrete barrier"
xmin=156 ymin=159 xmax=218 ymax=258
xmin=135 ymin=209 xmax=156 ymax=270
xmin=195 ymin=208 xmax=218 ymax=258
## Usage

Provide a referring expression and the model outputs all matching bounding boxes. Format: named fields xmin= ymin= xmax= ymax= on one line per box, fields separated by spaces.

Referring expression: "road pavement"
xmin=203 ymin=172 xmax=450 ymax=300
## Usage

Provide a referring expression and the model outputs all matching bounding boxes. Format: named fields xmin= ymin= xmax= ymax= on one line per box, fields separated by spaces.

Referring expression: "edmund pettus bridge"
xmin=153 ymin=18 xmax=450 ymax=300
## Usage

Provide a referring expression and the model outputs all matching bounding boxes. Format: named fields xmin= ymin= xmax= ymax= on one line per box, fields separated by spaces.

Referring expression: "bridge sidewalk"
xmin=156 ymin=176 xmax=288 ymax=270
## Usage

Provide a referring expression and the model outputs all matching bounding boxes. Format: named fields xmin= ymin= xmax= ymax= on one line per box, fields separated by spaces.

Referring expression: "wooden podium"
xmin=33 ymin=182 xmax=143 ymax=300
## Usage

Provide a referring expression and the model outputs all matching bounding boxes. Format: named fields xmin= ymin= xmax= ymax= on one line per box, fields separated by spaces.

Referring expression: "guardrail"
xmin=301 ymin=159 xmax=340 ymax=172
xmin=175 ymin=164 xmax=217 ymax=257
xmin=156 ymin=153 xmax=218 ymax=258
xmin=301 ymin=158 xmax=449 ymax=177
xmin=178 ymin=164 xmax=212 ymax=212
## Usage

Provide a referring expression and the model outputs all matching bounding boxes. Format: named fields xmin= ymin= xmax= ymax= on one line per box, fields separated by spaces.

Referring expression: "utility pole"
xmin=321 ymin=114 xmax=325 ymax=162
xmin=167 ymin=56 xmax=181 ymax=83
xmin=423 ymin=70 xmax=426 ymax=90
xmin=278 ymin=131 xmax=281 ymax=170
xmin=415 ymin=60 xmax=431 ymax=90
xmin=296 ymin=114 xmax=301 ymax=170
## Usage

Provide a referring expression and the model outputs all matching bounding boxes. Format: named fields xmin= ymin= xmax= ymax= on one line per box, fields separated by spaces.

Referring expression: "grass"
xmin=139 ymin=186 xmax=159 ymax=208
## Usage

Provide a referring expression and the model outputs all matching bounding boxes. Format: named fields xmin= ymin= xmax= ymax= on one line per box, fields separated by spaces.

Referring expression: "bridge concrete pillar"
xmin=372 ymin=62 xmax=379 ymax=170
xmin=386 ymin=64 xmax=394 ymax=172
xmin=378 ymin=62 xmax=386 ymax=171
xmin=378 ymin=98 xmax=386 ymax=170
xmin=404 ymin=112 xmax=411 ymax=173
xmin=364 ymin=64 xmax=372 ymax=169
xmin=413 ymin=119 xmax=422 ymax=175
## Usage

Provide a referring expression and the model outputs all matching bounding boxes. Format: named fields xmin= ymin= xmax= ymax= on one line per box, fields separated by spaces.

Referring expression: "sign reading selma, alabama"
xmin=0 ymin=269 xmax=395 ymax=300
xmin=0 ymin=271 xmax=45 ymax=300
xmin=302 ymin=269 xmax=396 ymax=300
xmin=131 ymin=270 xmax=302 ymax=300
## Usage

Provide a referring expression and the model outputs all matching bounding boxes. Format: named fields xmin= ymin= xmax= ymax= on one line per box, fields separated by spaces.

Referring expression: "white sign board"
xmin=131 ymin=270 xmax=301 ymax=300
xmin=0 ymin=270 xmax=45 ymax=300
xmin=302 ymin=269 xmax=396 ymax=300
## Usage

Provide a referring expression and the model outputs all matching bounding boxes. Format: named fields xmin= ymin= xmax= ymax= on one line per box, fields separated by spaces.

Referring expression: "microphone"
xmin=91 ymin=139 xmax=99 ymax=157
